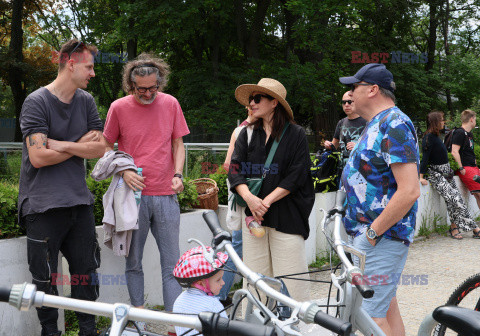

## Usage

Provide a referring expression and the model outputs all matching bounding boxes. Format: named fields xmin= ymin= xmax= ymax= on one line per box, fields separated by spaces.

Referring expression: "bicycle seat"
xmin=433 ymin=306 xmax=480 ymax=336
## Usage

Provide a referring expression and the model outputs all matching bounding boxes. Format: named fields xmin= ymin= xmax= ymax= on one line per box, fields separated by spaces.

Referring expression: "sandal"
xmin=473 ymin=229 xmax=480 ymax=239
xmin=449 ymin=227 xmax=463 ymax=240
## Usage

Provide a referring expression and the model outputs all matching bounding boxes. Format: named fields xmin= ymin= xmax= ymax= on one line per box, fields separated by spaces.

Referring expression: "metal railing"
xmin=0 ymin=142 xmax=229 ymax=178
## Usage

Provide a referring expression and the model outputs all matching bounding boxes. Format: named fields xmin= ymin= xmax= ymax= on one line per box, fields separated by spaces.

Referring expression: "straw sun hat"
xmin=235 ymin=78 xmax=293 ymax=118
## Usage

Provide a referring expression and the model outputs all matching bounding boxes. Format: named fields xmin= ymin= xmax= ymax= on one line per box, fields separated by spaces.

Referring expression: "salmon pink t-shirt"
xmin=103 ymin=93 xmax=190 ymax=195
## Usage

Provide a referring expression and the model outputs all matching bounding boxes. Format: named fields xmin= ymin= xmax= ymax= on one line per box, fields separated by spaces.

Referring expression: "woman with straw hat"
xmin=228 ymin=78 xmax=315 ymax=302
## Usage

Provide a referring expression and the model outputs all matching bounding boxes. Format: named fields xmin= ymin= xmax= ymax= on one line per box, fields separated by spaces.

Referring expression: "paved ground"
xmin=147 ymin=233 xmax=480 ymax=335
xmin=399 ymin=233 xmax=480 ymax=335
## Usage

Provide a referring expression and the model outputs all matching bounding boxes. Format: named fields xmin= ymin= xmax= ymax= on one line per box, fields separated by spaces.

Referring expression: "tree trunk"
xmin=233 ymin=0 xmax=248 ymax=54
xmin=246 ymin=0 xmax=271 ymax=59
xmin=442 ymin=0 xmax=453 ymax=114
xmin=425 ymin=0 xmax=439 ymax=72
xmin=9 ymin=0 xmax=25 ymax=142
xmin=280 ymin=0 xmax=298 ymax=61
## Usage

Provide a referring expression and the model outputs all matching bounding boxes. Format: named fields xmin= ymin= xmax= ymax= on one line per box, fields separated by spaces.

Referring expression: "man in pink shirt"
xmin=103 ymin=54 xmax=189 ymax=334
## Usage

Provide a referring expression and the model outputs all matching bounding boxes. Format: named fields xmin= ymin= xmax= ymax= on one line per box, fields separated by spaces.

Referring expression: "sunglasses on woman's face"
xmin=342 ymin=100 xmax=354 ymax=105
xmin=249 ymin=94 xmax=272 ymax=104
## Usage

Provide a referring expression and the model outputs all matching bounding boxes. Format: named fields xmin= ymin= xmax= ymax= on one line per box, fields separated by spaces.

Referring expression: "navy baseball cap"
xmin=339 ymin=63 xmax=395 ymax=92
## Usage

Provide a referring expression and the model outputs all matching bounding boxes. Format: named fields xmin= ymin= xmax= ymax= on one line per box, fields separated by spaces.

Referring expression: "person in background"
xmin=228 ymin=78 xmax=314 ymax=302
xmin=103 ymin=53 xmax=189 ymax=335
xmin=218 ymin=106 xmax=257 ymax=305
xmin=420 ymin=111 xmax=480 ymax=239
xmin=324 ymin=91 xmax=366 ymax=166
xmin=451 ymin=109 xmax=480 ymax=210
xmin=18 ymin=39 xmax=104 ymax=336
xmin=339 ymin=63 xmax=420 ymax=336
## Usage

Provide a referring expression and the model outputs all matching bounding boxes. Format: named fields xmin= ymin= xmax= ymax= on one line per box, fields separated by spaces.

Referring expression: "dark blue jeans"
xmin=25 ymin=205 xmax=100 ymax=335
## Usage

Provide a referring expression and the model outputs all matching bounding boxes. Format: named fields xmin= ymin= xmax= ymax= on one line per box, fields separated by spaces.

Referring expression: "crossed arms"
xmin=27 ymin=130 xmax=106 ymax=168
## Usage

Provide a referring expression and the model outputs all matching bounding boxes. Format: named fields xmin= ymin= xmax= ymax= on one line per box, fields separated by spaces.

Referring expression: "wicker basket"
xmin=192 ymin=178 xmax=219 ymax=210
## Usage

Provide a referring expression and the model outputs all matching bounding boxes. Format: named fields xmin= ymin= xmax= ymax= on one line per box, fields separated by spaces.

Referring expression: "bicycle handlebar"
xmin=313 ymin=311 xmax=352 ymax=335
xmin=202 ymin=210 xmax=223 ymax=236
xmin=351 ymin=276 xmax=375 ymax=299
xmin=199 ymin=311 xmax=276 ymax=336
xmin=0 ymin=283 xmax=277 ymax=336
xmin=0 ymin=286 xmax=10 ymax=303
xmin=201 ymin=210 xmax=353 ymax=336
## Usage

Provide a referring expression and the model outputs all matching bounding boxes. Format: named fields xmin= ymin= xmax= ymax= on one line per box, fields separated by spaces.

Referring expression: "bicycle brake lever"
xmin=331 ymin=273 xmax=344 ymax=306
xmin=187 ymin=238 xmax=216 ymax=266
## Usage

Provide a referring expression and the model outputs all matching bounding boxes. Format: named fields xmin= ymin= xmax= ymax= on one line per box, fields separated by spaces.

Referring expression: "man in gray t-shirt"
xmin=324 ymin=91 xmax=367 ymax=166
xmin=18 ymin=40 xmax=105 ymax=336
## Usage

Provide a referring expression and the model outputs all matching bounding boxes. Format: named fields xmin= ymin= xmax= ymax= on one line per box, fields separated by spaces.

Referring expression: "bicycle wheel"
xmin=433 ymin=273 xmax=480 ymax=336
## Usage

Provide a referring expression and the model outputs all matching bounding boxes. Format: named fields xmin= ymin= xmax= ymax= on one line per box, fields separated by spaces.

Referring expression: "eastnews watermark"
xmin=352 ymin=273 xmax=429 ymax=286
xmin=52 ymin=273 xmax=127 ymax=286
xmin=351 ymin=51 xmax=428 ymax=64
xmin=201 ymin=162 xmax=279 ymax=175
xmin=51 ymin=51 xmax=128 ymax=64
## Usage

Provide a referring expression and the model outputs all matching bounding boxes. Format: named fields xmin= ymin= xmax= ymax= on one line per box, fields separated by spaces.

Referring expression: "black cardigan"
xmin=420 ymin=133 xmax=449 ymax=175
xmin=228 ymin=123 xmax=315 ymax=239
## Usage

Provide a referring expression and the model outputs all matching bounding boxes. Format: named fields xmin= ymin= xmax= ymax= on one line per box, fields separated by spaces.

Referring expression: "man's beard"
xmin=138 ymin=93 xmax=157 ymax=104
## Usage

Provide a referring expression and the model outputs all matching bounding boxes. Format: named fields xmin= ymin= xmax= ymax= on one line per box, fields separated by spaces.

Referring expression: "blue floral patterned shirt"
xmin=341 ymin=106 xmax=419 ymax=246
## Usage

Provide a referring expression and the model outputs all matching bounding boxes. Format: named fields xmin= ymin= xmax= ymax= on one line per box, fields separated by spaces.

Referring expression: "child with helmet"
xmin=172 ymin=244 xmax=229 ymax=336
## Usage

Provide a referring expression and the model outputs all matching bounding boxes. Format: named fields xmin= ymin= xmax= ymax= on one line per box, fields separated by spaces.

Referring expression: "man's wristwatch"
xmin=366 ymin=227 xmax=379 ymax=240
xmin=459 ymin=167 xmax=465 ymax=171
xmin=174 ymin=173 xmax=184 ymax=182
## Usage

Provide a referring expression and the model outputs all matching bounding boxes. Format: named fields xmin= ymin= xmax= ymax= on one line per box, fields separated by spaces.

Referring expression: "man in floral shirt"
xmin=339 ymin=63 xmax=420 ymax=336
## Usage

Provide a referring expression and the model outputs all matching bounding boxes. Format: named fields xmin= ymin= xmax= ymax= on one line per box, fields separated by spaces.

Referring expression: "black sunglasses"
xmin=351 ymin=83 xmax=374 ymax=92
xmin=135 ymin=85 xmax=159 ymax=94
xmin=249 ymin=94 xmax=273 ymax=104
xmin=342 ymin=100 xmax=354 ymax=105
xmin=68 ymin=41 xmax=85 ymax=59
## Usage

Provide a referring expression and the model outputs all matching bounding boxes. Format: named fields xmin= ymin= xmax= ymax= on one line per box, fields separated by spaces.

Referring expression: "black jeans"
xmin=25 ymin=205 xmax=100 ymax=335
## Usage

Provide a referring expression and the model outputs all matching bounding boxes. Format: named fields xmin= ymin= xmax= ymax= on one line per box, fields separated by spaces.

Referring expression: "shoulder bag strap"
xmin=263 ymin=123 xmax=290 ymax=177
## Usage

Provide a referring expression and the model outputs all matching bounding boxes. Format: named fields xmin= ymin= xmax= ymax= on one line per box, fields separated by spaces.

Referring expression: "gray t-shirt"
xmin=18 ymin=87 xmax=103 ymax=222
xmin=333 ymin=116 xmax=367 ymax=164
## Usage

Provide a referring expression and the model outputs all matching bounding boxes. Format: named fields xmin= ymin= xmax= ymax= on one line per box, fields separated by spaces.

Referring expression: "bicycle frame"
xmin=320 ymin=190 xmax=386 ymax=336
xmin=7 ymin=282 xmax=201 ymax=336
xmin=2 ymin=282 xmax=275 ymax=336
xmin=201 ymin=210 xmax=353 ymax=336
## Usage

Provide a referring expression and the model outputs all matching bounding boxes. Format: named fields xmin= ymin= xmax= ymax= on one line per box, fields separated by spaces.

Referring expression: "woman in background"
xmin=420 ymin=110 xmax=480 ymax=239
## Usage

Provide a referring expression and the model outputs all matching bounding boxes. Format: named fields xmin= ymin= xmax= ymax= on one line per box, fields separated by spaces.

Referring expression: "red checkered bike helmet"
xmin=173 ymin=245 xmax=228 ymax=296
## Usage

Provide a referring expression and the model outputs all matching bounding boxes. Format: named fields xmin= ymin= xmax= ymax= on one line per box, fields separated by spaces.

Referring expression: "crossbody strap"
xmin=263 ymin=123 xmax=290 ymax=177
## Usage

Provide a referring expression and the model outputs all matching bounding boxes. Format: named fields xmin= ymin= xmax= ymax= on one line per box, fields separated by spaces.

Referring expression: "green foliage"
xmin=1 ymin=151 xmax=22 ymax=184
xmin=86 ymin=176 xmax=112 ymax=227
xmin=208 ymin=170 xmax=228 ymax=205
xmin=65 ymin=310 xmax=111 ymax=335
xmin=0 ymin=180 xmax=24 ymax=238
xmin=309 ymin=252 xmax=340 ymax=269
xmin=418 ymin=213 xmax=446 ymax=238
xmin=177 ymin=178 xmax=199 ymax=211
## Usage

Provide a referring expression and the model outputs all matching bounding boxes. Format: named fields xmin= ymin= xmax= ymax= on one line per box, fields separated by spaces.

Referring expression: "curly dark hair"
xmin=122 ymin=53 xmax=170 ymax=94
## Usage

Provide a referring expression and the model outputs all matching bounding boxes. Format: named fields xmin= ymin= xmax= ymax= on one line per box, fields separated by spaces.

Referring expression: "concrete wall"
xmin=0 ymin=178 xmax=477 ymax=335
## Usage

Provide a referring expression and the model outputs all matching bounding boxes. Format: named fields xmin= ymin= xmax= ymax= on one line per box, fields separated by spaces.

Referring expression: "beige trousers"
xmin=242 ymin=225 xmax=310 ymax=303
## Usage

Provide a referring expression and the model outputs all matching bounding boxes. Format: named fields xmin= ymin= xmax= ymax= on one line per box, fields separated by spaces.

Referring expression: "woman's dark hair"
xmin=252 ymin=96 xmax=295 ymax=140
xmin=426 ymin=110 xmax=444 ymax=136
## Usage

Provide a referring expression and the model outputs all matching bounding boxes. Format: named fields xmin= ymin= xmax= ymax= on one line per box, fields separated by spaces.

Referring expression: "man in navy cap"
xmin=339 ymin=63 xmax=420 ymax=335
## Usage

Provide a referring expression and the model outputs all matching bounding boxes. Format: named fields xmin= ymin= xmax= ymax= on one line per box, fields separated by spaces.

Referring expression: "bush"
xmin=208 ymin=169 xmax=228 ymax=205
xmin=0 ymin=181 xmax=24 ymax=238
xmin=177 ymin=177 xmax=199 ymax=211
xmin=86 ymin=176 xmax=111 ymax=227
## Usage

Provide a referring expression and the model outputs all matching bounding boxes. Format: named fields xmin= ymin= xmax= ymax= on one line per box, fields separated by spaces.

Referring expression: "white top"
xmin=172 ymin=288 xmax=228 ymax=336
